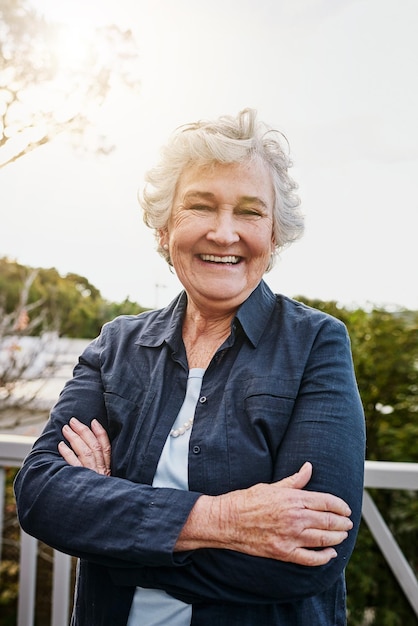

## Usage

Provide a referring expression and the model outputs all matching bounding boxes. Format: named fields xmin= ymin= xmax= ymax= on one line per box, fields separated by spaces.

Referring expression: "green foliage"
xmin=296 ymin=296 xmax=418 ymax=625
xmin=0 ymin=257 xmax=148 ymax=339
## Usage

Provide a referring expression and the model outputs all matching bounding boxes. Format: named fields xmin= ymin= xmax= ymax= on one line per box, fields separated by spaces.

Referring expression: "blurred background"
xmin=1 ymin=0 xmax=417 ymax=311
xmin=1 ymin=3 xmax=418 ymax=624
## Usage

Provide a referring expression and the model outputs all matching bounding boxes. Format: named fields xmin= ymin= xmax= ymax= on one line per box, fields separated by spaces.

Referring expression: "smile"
xmin=199 ymin=254 xmax=241 ymax=264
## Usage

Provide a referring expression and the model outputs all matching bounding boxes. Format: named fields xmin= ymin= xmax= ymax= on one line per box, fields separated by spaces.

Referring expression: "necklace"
xmin=170 ymin=417 xmax=194 ymax=438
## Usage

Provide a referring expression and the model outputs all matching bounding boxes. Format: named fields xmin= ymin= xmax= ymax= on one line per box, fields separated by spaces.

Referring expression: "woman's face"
xmin=160 ymin=159 xmax=275 ymax=314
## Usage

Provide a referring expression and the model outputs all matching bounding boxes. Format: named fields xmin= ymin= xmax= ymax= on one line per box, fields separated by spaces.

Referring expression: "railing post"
xmin=17 ymin=530 xmax=38 ymax=626
xmin=0 ymin=467 xmax=5 ymax=564
xmin=362 ymin=490 xmax=418 ymax=618
xmin=51 ymin=550 xmax=72 ymax=626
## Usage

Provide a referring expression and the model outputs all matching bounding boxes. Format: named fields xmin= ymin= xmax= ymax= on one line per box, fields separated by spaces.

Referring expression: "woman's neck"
xmin=182 ymin=302 xmax=236 ymax=369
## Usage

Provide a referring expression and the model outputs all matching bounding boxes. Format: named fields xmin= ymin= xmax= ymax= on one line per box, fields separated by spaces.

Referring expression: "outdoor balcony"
xmin=1 ymin=433 xmax=418 ymax=626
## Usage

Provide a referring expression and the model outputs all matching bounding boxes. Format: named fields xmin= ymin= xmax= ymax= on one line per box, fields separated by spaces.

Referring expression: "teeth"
xmin=200 ymin=255 xmax=240 ymax=264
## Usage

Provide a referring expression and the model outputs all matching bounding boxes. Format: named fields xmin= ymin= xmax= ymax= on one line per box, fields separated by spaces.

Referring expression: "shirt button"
xmin=199 ymin=396 xmax=207 ymax=403
xmin=192 ymin=445 xmax=201 ymax=454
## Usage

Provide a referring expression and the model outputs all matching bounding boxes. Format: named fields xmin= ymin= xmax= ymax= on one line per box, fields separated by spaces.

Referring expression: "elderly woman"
xmin=15 ymin=109 xmax=365 ymax=625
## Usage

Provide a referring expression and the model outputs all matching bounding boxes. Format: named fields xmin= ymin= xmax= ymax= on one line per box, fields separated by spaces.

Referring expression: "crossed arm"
xmin=59 ymin=417 xmax=353 ymax=568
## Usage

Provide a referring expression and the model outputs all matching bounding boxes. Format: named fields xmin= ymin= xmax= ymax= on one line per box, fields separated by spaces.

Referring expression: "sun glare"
xmin=30 ymin=0 xmax=107 ymax=75
xmin=53 ymin=25 xmax=93 ymax=72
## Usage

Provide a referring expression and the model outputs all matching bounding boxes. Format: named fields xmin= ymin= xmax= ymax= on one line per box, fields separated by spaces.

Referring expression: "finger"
xmin=303 ymin=491 xmax=352 ymax=517
xmin=69 ymin=417 xmax=108 ymax=468
xmin=62 ymin=423 xmax=98 ymax=470
xmin=62 ymin=420 xmax=106 ymax=473
xmin=318 ymin=509 xmax=353 ymax=531
xmin=300 ymin=528 xmax=350 ymax=549
xmin=289 ymin=546 xmax=338 ymax=567
xmin=66 ymin=418 xmax=110 ymax=476
xmin=274 ymin=465 xmax=352 ymax=518
xmin=275 ymin=462 xmax=313 ymax=490
xmin=296 ymin=506 xmax=353 ymax=532
xmin=58 ymin=440 xmax=82 ymax=467
xmin=91 ymin=419 xmax=111 ymax=475
xmin=68 ymin=416 xmax=99 ymax=445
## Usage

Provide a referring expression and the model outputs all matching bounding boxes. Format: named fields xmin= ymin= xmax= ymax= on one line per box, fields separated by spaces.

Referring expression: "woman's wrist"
xmin=174 ymin=493 xmax=234 ymax=551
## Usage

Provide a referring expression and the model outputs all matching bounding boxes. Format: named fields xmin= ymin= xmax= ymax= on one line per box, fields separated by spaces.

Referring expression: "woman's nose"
xmin=206 ymin=210 xmax=240 ymax=245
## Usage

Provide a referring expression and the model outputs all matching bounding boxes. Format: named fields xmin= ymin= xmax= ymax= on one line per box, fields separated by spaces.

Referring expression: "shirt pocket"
xmin=243 ymin=376 xmax=298 ymax=454
xmin=226 ymin=376 xmax=299 ymax=487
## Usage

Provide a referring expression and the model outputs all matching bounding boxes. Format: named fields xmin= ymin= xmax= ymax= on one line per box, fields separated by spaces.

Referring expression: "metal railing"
xmin=1 ymin=433 xmax=418 ymax=625
xmin=0 ymin=434 xmax=72 ymax=626
xmin=361 ymin=460 xmax=418 ymax=617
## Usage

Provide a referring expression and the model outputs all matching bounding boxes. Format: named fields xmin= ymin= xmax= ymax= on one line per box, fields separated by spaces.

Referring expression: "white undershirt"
xmin=127 ymin=369 xmax=205 ymax=626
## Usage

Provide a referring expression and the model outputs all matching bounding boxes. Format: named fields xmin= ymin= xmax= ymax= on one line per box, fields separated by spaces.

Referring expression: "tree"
xmin=0 ymin=257 xmax=149 ymax=339
xmin=0 ymin=0 xmax=140 ymax=168
xmin=0 ymin=257 xmax=148 ymax=420
xmin=0 ymin=268 xmax=56 ymax=411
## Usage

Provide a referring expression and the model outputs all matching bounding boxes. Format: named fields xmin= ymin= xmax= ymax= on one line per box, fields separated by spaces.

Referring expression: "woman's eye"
xmin=191 ymin=204 xmax=212 ymax=212
xmin=237 ymin=208 xmax=262 ymax=219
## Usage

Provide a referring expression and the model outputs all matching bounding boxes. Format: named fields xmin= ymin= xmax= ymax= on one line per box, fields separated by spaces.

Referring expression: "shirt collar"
xmin=235 ymin=280 xmax=277 ymax=347
xmin=137 ymin=280 xmax=277 ymax=350
xmin=135 ymin=292 xmax=187 ymax=349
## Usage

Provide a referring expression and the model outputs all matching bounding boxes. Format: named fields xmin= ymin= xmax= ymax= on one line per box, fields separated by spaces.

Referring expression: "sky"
xmin=1 ymin=0 xmax=417 ymax=310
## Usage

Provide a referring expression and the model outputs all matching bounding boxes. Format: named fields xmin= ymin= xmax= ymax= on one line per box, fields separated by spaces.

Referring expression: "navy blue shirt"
xmin=15 ymin=281 xmax=365 ymax=625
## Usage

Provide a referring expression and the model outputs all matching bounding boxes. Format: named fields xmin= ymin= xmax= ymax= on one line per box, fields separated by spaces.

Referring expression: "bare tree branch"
xmin=0 ymin=0 xmax=140 ymax=168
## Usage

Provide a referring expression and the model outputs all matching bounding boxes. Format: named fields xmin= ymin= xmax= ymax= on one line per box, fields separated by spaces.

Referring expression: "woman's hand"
xmin=58 ymin=417 xmax=111 ymax=476
xmin=177 ymin=462 xmax=353 ymax=567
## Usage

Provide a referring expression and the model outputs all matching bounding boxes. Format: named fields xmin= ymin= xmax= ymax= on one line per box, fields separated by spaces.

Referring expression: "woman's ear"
xmin=158 ymin=229 xmax=169 ymax=250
